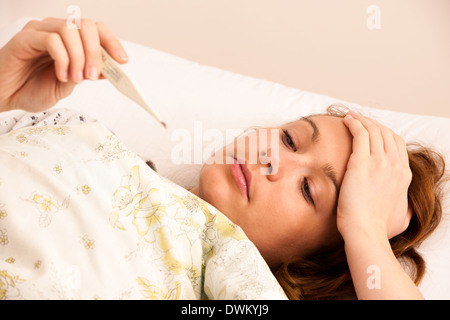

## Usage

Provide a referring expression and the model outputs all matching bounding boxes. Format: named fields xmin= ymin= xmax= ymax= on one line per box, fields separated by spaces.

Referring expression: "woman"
xmin=197 ymin=107 xmax=446 ymax=299
xmin=0 ymin=18 xmax=446 ymax=299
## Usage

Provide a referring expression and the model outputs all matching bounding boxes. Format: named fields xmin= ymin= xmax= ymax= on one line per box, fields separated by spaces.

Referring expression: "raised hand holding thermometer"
xmin=100 ymin=47 xmax=167 ymax=129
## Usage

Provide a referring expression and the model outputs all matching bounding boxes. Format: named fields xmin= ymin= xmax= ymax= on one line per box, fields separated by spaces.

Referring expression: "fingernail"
xmin=87 ymin=66 xmax=98 ymax=80
xmin=61 ymin=71 xmax=68 ymax=82
xmin=75 ymin=70 xmax=84 ymax=83
xmin=119 ymin=49 xmax=129 ymax=62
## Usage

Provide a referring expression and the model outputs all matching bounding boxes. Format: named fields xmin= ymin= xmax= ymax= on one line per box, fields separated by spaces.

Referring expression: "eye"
xmin=301 ymin=178 xmax=315 ymax=206
xmin=282 ymin=129 xmax=297 ymax=152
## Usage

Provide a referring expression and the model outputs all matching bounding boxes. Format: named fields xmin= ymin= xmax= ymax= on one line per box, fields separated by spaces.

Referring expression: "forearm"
xmin=343 ymin=230 xmax=424 ymax=300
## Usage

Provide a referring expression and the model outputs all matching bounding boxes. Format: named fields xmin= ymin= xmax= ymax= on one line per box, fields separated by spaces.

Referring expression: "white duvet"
xmin=0 ymin=112 xmax=286 ymax=300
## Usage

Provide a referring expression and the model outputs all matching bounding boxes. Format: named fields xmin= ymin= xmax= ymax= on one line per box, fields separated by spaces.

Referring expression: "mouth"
xmin=229 ymin=157 xmax=251 ymax=201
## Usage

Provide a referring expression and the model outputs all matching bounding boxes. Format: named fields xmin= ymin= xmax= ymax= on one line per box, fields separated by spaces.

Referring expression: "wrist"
xmin=342 ymin=225 xmax=423 ymax=300
xmin=340 ymin=223 xmax=389 ymax=248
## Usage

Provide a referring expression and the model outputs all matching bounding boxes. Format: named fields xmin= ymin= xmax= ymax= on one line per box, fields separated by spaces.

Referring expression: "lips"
xmin=229 ymin=157 xmax=251 ymax=200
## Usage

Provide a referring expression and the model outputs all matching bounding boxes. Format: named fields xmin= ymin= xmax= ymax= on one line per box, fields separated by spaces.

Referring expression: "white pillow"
xmin=1 ymin=17 xmax=449 ymax=299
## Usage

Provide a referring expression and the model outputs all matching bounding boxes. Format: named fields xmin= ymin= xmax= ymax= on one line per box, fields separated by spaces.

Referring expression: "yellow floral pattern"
xmin=26 ymin=192 xmax=70 ymax=227
xmin=0 ymin=229 xmax=8 ymax=246
xmin=0 ymin=204 xmax=7 ymax=220
xmin=0 ymin=121 xmax=286 ymax=300
xmin=0 ymin=270 xmax=25 ymax=299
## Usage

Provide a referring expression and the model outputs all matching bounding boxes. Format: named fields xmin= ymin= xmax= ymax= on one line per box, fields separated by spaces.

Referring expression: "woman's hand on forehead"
xmin=336 ymin=111 xmax=412 ymax=240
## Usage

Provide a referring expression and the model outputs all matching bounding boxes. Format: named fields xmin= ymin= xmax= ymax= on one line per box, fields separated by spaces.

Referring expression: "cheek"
xmin=197 ymin=163 xmax=237 ymax=217
xmin=252 ymin=194 xmax=336 ymax=258
xmin=197 ymin=164 xmax=224 ymax=202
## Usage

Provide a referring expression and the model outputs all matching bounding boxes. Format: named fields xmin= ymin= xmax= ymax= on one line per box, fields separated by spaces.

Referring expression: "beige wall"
xmin=2 ymin=0 xmax=449 ymax=118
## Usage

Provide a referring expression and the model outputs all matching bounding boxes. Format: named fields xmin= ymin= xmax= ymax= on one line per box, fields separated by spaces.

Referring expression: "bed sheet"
xmin=1 ymin=17 xmax=449 ymax=299
xmin=0 ymin=119 xmax=286 ymax=299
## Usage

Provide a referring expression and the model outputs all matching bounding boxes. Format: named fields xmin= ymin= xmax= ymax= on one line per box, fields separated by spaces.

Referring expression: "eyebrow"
xmin=300 ymin=117 xmax=320 ymax=143
xmin=321 ymin=163 xmax=340 ymax=198
xmin=300 ymin=117 xmax=340 ymax=197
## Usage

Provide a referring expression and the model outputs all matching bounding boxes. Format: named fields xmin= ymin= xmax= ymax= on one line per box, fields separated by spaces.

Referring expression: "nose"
xmin=251 ymin=128 xmax=281 ymax=176
xmin=251 ymin=128 xmax=309 ymax=178
xmin=259 ymin=141 xmax=313 ymax=182
xmin=237 ymin=127 xmax=308 ymax=178
xmin=258 ymin=150 xmax=277 ymax=176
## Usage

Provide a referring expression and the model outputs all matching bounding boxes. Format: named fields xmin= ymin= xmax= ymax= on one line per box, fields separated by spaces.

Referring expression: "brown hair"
xmin=274 ymin=106 xmax=448 ymax=299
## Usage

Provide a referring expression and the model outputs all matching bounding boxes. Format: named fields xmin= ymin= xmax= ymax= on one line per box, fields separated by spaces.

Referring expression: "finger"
xmin=394 ymin=134 xmax=409 ymax=166
xmin=366 ymin=117 xmax=411 ymax=182
xmin=96 ymin=22 xmax=129 ymax=64
xmin=343 ymin=114 xmax=370 ymax=157
xmin=25 ymin=18 xmax=85 ymax=83
xmin=366 ymin=115 xmax=407 ymax=162
xmin=64 ymin=29 xmax=85 ymax=83
xmin=363 ymin=116 xmax=400 ymax=156
xmin=78 ymin=19 xmax=101 ymax=80
xmin=18 ymin=29 xmax=70 ymax=82
xmin=368 ymin=119 xmax=398 ymax=157
xmin=347 ymin=111 xmax=384 ymax=156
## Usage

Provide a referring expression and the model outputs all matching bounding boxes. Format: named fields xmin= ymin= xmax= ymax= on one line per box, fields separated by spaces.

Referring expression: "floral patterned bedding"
xmin=0 ymin=117 xmax=286 ymax=300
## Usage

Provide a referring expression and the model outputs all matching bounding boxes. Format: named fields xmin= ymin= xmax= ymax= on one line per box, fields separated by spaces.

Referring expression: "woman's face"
xmin=191 ymin=115 xmax=353 ymax=267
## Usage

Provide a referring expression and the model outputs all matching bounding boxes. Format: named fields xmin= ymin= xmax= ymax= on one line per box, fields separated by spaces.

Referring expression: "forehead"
xmin=307 ymin=115 xmax=351 ymax=147
xmin=290 ymin=114 xmax=349 ymax=137
xmin=309 ymin=114 xmax=347 ymax=130
xmin=293 ymin=114 xmax=353 ymax=177
xmin=307 ymin=113 xmax=345 ymax=124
